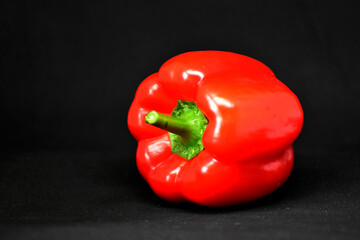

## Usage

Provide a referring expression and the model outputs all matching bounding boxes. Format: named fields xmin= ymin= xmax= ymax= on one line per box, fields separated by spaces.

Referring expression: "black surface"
xmin=0 ymin=149 xmax=359 ymax=239
xmin=1 ymin=0 xmax=360 ymax=239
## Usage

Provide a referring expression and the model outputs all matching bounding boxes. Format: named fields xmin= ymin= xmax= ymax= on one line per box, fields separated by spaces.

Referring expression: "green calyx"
xmin=145 ymin=100 xmax=208 ymax=160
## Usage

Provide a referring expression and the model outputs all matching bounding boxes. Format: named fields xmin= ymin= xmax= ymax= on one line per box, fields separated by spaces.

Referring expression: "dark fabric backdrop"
xmin=1 ymin=0 xmax=360 ymax=239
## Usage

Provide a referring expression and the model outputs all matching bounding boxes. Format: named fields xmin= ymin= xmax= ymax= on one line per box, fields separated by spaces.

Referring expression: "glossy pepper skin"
xmin=128 ymin=51 xmax=303 ymax=207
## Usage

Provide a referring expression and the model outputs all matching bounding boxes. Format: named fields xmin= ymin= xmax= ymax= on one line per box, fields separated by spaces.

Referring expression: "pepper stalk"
xmin=145 ymin=100 xmax=208 ymax=160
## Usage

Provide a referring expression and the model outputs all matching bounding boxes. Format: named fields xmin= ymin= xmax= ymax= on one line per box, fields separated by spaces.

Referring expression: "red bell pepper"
xmin=128 ymin=51 xmax=303 ymax=206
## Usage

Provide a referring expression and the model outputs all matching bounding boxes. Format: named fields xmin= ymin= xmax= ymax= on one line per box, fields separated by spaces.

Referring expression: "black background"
xmin=1 ymin=0 xmax=360 ymax=239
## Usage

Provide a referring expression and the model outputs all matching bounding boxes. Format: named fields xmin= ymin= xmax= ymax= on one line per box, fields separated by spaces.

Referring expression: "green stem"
xmin=145 ymin=111 xmax=193 ymax=138
xmin=144 ymin=100 xmax=208 ymax=160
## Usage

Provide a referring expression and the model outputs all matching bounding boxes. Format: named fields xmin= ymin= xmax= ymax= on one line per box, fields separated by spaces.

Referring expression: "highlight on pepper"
xmin=128 ymin=51 xmax=303 ymax=207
